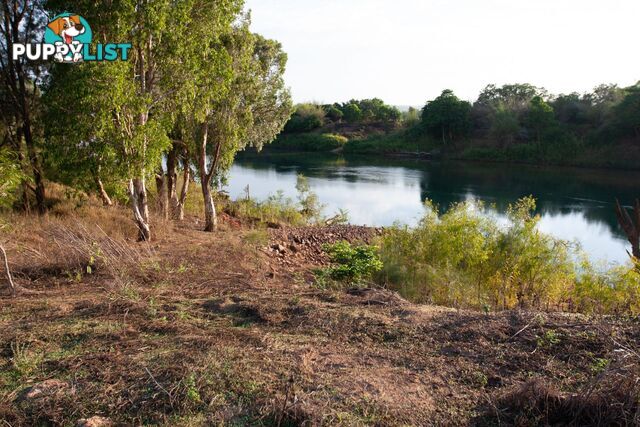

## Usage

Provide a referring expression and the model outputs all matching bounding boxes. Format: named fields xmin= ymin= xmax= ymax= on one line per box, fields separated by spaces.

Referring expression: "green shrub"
xmin=271 ymin=133 xmax=348 ymax=152
xmin=322 ymin=241 xmax=383 ymax=285
xmin=377 ymin=196 xmax=640 ymax=314
xmin=0 ymin=148 xmax=28 ymax=209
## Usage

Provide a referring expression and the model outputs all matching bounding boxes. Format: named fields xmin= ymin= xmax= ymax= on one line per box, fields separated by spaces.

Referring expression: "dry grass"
xmin=0 ymin=201 xmax=638 ymax=426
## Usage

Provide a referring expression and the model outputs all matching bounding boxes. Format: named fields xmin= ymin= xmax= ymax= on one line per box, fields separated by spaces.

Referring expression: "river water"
xmin=227 ymin=152 xmax=638 ymax=265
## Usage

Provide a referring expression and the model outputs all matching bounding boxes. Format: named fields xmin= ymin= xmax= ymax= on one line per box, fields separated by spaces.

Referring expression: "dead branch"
xmin=0 ymin=244 xmax=16 ymax=296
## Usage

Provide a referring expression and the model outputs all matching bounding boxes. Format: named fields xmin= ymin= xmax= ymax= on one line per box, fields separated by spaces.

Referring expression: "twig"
xmin=143 ymin=366 xmax=173 ymax=405
xmin=506 ymin=314 xmax=542 ymax=341
xmin=0 ymin=244 xmax=16 ymax=296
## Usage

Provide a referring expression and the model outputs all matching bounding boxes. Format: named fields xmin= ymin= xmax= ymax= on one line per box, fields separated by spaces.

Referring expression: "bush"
xmin=321 ymin=241 xmax=383 ymax=285
xmin=377 ymin=197 xmax=640 ymax=314
xmin=283 ymin=103 xmax=326 ymax=133
xmin=271 ymin=133 xmax=348 ymax=152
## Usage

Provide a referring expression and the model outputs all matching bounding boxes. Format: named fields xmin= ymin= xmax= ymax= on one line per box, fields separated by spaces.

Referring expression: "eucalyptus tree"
xmin=0 ymin=0 xmax=48 ymax=214
xmin=45 ymin=0 xmax=241 ymax=240
xmin=44 ymin=63 xmax=125 ymax=206
xmin=178 ymin=14 xmax=292 ymax=231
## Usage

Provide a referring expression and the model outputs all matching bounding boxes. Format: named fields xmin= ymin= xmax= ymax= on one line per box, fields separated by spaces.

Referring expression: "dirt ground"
xmin=0 ymin=210 xmax=638 ymax=426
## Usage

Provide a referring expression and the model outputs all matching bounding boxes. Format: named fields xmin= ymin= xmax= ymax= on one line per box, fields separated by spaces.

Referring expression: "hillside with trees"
xmin=269 ymin=83 xmax=640 ymax=169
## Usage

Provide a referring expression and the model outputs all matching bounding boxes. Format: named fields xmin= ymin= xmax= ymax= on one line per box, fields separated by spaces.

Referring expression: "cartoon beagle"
xmin=47 ymin=15 xmax=85 ymax=62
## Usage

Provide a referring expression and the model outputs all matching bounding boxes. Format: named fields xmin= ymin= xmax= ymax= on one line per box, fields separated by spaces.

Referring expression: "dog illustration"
xmin=47 ymin=15 xmax=85 ymax=62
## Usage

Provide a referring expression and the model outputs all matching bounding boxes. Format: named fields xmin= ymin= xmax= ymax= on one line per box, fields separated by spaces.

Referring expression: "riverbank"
xmin=1 ymin=207 xmax=638 ymax=425
xmin=265 ymin=130 xmax=640 ymax=171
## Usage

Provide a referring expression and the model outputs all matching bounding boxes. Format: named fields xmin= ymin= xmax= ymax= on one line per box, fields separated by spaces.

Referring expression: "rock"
xmin=76 ymin=416 xmax=113 ymax=427
xmin=17 ymin=379 xmax=70 ymax=402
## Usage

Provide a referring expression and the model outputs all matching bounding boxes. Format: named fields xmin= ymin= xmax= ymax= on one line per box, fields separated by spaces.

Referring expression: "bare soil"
xmin=0 ymin=210 xmax=638 ymax=426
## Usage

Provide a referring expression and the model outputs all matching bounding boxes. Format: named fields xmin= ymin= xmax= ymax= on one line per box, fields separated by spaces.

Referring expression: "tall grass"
xmin=377 ymin=197 xmax=640 ymax=314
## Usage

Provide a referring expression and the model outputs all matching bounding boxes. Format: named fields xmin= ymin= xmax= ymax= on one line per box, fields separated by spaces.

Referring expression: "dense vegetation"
xmin=377 ymin=198 xmax=640 ymax=314
xmin=1 ymin=0 xmax=293 ymax=239
xmin=270 ymin=83 xmax=640 ymax=169
xmin=314 ymin=197 xmax=640 ymax=315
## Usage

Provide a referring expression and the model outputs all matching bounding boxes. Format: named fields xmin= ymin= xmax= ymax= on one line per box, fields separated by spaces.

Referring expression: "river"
xmin=227 ymin=152 xmax=638 ymax=265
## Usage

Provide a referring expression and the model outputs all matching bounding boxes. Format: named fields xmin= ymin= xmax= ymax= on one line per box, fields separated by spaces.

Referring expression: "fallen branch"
xmin=0 ymin=244 xmax=16 ymax=296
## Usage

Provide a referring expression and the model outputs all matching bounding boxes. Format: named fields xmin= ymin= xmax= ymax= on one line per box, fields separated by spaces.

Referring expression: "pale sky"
xmin=244 ymin=0 xmax=640 ymax=106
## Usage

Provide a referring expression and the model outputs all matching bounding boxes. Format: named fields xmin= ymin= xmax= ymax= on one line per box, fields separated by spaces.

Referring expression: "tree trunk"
xmin=23 ymin=116 xmax=46 ymax=215
xmin=155 ymin=167 xmax=168 ymax=220
xmin=201 ymin=180 xmax=217 ymax=232
xmin=14 ymin=135 xmax=30 ymax=213
xmin=129 ymin=178 xmax=151 ymax=241
xmin=177 ymin=158 xmax=190 ymax=221
xmin=197 ymin=123 xmax=217 ymax=232
xmin=615 ymin=199 xmax=640 ymax=260
xmin=95 ymin=176 xmax=112 ymax=206
xmin=167 ymin=145 xmax=179 ymax=218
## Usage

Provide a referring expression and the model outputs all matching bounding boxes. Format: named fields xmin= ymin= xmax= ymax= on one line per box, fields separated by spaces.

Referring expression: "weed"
xmin=243 ymin=228 xmax=269 ymax=247
xmin=10 ymin=341 xmax=43 ymax=378
xmin=184 ymin=373 xmax=202 ymax=404
xmin=591 ymin=357 xmax=610 ymax=374
xmin=537 ymin=329 xmax=561 ymax=348
xmin=321 ymin=241 xmax=383 ymax=285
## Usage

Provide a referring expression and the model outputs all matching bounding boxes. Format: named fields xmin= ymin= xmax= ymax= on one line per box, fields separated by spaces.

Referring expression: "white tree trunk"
xmin=95 ymin=177 xmax=112 ymax=206
xmin=129 ymin=178 xmax=151 ymax=241
xmin=198 ymin=123 xmax=217 ymax=231
xmin=202 ymin=182 xmax=217 ymax=232
xmin=177 ymin=166 xmax=190 ymax=221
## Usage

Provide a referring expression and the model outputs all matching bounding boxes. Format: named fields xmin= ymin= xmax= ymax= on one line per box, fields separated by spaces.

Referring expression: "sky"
xmin=244 ymin=0 xmax=640 ymax=106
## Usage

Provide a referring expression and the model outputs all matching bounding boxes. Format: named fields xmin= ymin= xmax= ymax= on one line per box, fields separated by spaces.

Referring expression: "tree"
xmin=526 ymin=96 xmax=556 ymax=143
xmin=421 ymin=90 xmax=472 ymax=145
xmin=477 ymin=83 xmax=547 ymax=113
xmin=283 ymin=103 xmax=324 ymax=133
xmin=45 ymin=0 xmax=242 ymax=239
xmin=342 ymin=102 xmax=362 ymax=123
xmin=0 ymin=147 xmax=26 ymax=209
xmin=0 ymin=0 xmax=48 ymax=214
xmin=43 ymin=63 xmax=124 ymax=206
xmin=181 ymin=14 xmax=291 ymax=231
xmin=490 ymin=108 xmax=520 ymax=147
xmin=324 ymin=104 xmax=343 ymax=122
xmin=611 ymin=86 xmax=640 ymax=139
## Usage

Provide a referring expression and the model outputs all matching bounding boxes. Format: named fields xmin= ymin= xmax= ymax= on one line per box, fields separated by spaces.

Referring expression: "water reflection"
xmin=228 ymin=152 xmax=638 ymax=264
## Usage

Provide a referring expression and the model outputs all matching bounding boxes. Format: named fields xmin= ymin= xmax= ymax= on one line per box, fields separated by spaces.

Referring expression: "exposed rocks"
xmin=16 ymin=379 xmax=71 ymax=402
xmin=268 ymin=225 xmax=383 ymax=266
xmin=76 ymin=416 xmax=113 ymax=427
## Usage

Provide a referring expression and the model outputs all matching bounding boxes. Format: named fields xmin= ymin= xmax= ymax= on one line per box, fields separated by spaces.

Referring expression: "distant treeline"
xmin=271 ymin=83 xmax=640 ymax=168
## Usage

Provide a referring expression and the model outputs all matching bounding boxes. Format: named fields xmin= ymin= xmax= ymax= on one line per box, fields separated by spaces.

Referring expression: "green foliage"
xmin=421 ymin=89 xmax=472 ymax=144
xmin=228 ymin=191 xmax=306 ymax=226
xmin=536 ymin=330 xmax=561 ymax=348
xmin=282 ymin=99 xmax=400 ymax=130
xmin=526 ymin=96 xmax=556 ymax=142
xmin=226 ymin=174 xmax=327 ymax=226
xmin=322 ymin=241 xmax=383 ymax=284
xmin=610 ymin=86 xmax=640 ymax=139
xmin=272 ymin=133 xmax=348 ymax=152
xmin=342 ymin=102 xmax=363 ymax=123
xmin=378 ymin=196 xmax=640 ymax=313
xmin=284 ymin=104 xmax=325 ymax=133
xmin=0 ymin=149 xmax=27 ymax=209
xmin=573 ymin=260 xmax=640 ymax=315
xmin=296 ymin=174 xmax=324 ymax=223
xmin=490 ymin=108 xmax=520 ymax=147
